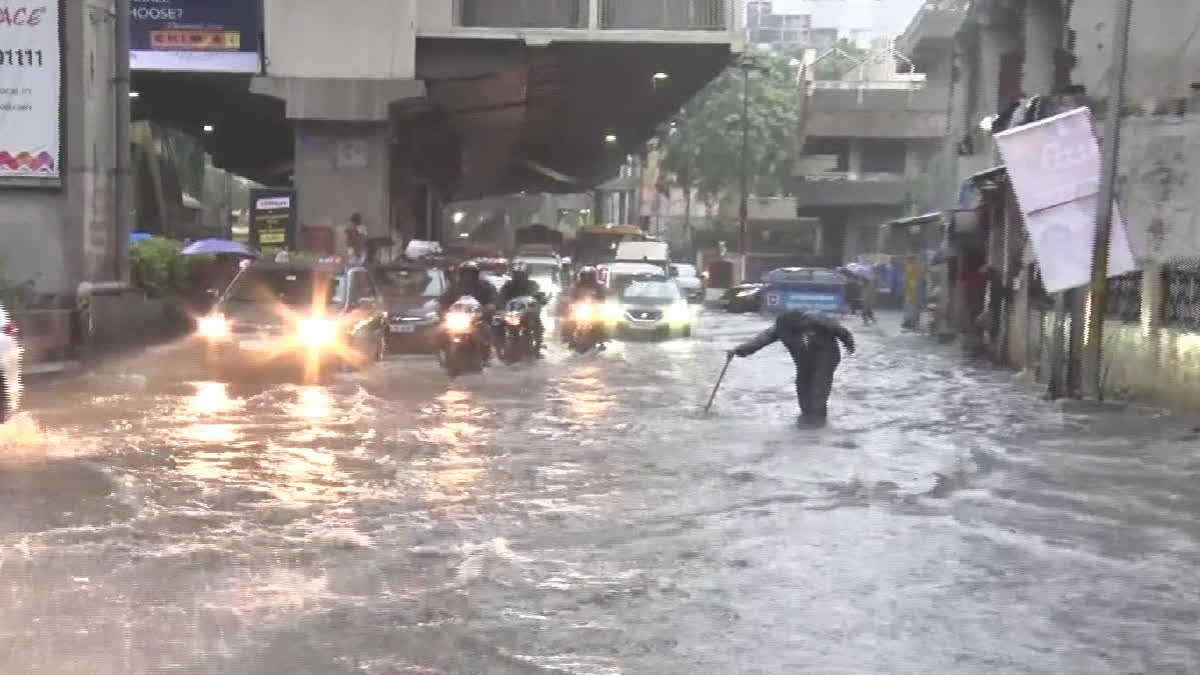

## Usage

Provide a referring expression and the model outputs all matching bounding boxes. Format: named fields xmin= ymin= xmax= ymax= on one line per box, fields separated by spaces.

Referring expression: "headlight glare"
xmin=298 ymin=318 xmax=337 ymax=346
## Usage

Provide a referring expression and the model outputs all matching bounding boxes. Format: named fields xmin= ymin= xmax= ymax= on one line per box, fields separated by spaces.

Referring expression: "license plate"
xmin=390 ymin=324 xmax=416 ymax=334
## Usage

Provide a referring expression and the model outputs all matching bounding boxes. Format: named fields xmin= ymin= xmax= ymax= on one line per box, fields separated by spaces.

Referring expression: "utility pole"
xmin=738 ymin=57 xmax=752 ymax=256
xmin=1083 ymin=0 xmax=1134 ymax=401
xmin=114 ymin=0 xmax=132 ymax=282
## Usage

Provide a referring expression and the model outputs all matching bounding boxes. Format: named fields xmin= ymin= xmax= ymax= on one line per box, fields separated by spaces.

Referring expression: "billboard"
xmin=130 ymin=0 xmax=261 ymax=73
xmin=0 ymin=1 xmax=61 ymax=185
xmin=248 ymin=188 xmax=296 ymax=250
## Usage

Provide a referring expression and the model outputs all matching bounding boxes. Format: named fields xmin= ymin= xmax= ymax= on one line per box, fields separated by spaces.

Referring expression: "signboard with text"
xmin=248 ymin=188 xmax=296 ymax=250
xmin=0 ymin=1 xmax=61 ymax=185
xmin=130 ymin=0 xmax=261 ymax=73
xmin=994 ymin=107 xmax=1136 ymax=293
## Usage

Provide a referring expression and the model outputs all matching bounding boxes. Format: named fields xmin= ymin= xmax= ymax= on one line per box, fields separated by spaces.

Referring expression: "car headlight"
xmin=665 ymin=303 xmax=691 ymax=324
xmin=198 ymin=314 xmax=229 ymax=339
xmin=445 ymin=311 xmax=472 ymax=333
xmin=298 ymin=318 xmax=337 ymax=346
xmin=423 ymin=310 xmax=439 ymax=322
xmin=736 ymin=289 xmax=757 ymax=298
xmin=601 ymin=302 xmax=623 ymax=321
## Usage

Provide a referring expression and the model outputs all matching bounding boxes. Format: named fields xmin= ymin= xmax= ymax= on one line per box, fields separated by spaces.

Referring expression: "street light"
xmin=202 ymin=124 xmax=214 ymax=133
xmin=452 ymin=210 xmax=465 ymax=224
xmin=604 ymin=133 xmax=618 ymax=143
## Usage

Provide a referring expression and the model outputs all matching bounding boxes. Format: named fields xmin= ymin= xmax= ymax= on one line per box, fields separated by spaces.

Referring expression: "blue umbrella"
xmin=180 ymin=238 xmax=260 ymax=257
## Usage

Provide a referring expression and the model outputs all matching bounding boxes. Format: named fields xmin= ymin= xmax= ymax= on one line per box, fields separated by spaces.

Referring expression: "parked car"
xmin=0 ymin=303 xmax=22 ymax=422
xmin=670 ymin=263 xmax=705 ymax=303
xmin=609 ymin=274 xmax=694 ymax=340
xmin=372 ymin=261 xmax=450 ymax=353
xmin=195 ymin=261 xmax=388 ymax=379
xmin=718 ymin=283 xmax=765 ymax=313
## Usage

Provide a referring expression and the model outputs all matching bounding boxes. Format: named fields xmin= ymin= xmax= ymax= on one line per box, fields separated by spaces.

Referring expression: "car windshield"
xmin=621 ymin=280 xmax=681 ymax=302
xmin=226 ymin=269 xmax=341 ymax=308
xmin=376 ymin=268 xmax=443 ymax=298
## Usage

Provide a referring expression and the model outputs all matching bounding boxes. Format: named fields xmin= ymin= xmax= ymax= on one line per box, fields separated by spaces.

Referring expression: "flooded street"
xmin=2 ymin=312 xmax=1199 ymax=674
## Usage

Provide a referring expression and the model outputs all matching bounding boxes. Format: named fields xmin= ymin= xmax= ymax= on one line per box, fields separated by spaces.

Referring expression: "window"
xmin=1106 ymin=271 xmax=1142 ymax=323
xmin=1163 ymin=264 xmax=1200 ymax=331
xmin=860 ymin=140 xmax=907 ymax=174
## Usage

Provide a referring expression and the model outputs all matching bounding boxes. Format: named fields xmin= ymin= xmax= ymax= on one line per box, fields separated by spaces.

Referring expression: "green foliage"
xmin=811 ymin=38 xmax=869 ymax=81
xmin=130 ymin=237 xmax=203 ymax=298
xmin=657 ymin=50 xmax=800 ymax=205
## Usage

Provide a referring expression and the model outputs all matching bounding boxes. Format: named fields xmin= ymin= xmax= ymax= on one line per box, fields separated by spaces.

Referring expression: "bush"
xmin=131 ymin=237 xmax=203 ymax=298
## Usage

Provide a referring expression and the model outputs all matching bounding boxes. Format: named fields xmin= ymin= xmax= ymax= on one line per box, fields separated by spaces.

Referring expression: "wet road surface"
xmin=3 ymin=312 xmax=1200 ymax=674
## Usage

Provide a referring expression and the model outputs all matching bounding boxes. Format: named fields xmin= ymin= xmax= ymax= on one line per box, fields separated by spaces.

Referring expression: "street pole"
xmin=738 ymin=58 xmax=751 ymax=257
xmin=1083 ymin=0 xmax=1134 ymax=401
xmin=114 ymin=0 xmax=132 ymax=282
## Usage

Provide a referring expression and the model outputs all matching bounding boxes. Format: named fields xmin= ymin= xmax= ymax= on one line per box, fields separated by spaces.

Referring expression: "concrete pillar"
xmin=1021 ymin=0 xmax=1062 ymax=96
xmin=848 ymin=140 xmax=864 ymax=176
xmin=293 ymin=121 xmax=391 ymax=253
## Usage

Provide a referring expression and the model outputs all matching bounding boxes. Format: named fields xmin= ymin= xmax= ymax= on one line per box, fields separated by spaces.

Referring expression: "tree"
xmin=811 ymin=38 xmax=868 ymax=81
xmin=657 ymin=49 xmax=800 ymax=209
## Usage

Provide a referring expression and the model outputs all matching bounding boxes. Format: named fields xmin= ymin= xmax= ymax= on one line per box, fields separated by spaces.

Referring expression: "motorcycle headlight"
xmin=570 ymin=303 xmax=595 ymax=322
xmin=298 ymin=318 xmax=337 ymax=346
xmin=198 ymin=314 xmax=229 ymax=339
xmin=445 ymin=311 xmax=472 ymax=333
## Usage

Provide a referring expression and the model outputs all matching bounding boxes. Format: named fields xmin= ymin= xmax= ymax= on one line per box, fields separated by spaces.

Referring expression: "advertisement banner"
xmin=130 ymin=0 xmax=260 ymax=73
xmin=994 ymin=106 xmax=1136 ymax=293
xmin=248 ymin=188 xmax=296 ymax=250
xmin=0 ymin=1 xmax=61 ymax=184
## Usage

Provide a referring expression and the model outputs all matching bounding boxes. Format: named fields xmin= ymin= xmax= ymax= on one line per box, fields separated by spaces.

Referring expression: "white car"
xmin=0 ymin=303 xmax=22 ymax=421
xmin=670 ymin=263 xmax=705 ymax=303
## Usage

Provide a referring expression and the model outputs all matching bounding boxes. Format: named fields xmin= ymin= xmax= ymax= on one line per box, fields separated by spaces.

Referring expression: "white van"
xmin=614 ymin=241 xmax=669 ymax=274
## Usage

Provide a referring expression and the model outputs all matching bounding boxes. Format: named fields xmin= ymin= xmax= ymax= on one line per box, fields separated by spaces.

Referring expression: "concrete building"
xmin=792 ymin=41 xmax=948 ymax=264
xmin=905 ymin=0 xmax=1200 ymax=408
xmin=746 ymin=0 xmax=838 ymax=51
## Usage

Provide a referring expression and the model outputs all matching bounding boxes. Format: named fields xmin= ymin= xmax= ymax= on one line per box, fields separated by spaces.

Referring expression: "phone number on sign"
xmin=0 ymin=49 xmax=47 ymax=67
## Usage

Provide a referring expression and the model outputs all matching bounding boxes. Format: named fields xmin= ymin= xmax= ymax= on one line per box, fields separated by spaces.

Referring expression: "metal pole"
xmin=425 ymin=186 xmax=433 ymax=241
xmin=114 ymin=0 xmax=133 ymax=282
xmin=738 ymin=59 xmax=750 ymax=256
xmin=1083 ymin=0 xmax=1134 ymax=401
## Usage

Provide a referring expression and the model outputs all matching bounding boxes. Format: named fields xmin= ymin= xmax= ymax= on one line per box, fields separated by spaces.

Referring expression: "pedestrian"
xmin=345 ymin=213 xmax=367 ymax=264
xmin=729 ymin=310 xmax=856 ymax=425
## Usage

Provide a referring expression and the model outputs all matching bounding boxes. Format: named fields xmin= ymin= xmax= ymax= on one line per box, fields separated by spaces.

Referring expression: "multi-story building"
xmin=791 ymin=41 xmax=950 ymax=264
xmin=747 ymin=0 xmax=838 ymax=51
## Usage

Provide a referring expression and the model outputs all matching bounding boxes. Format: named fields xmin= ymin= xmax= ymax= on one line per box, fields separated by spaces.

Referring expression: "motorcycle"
xmin=438 ymin=297 xmax=488 ymax=377
xmin=496 ymin=294 xmax=542 ymax=364
xmin=563 ymin=299 xmax=608 ymax=353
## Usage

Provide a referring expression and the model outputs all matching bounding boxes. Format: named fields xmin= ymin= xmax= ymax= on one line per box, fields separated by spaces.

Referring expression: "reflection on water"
xmin=0 ymin=413 xmax=71 ymax=462
xmin=188 ymin=381 xmax=243 ymax=415
xmin=566 ymin=367 xmax=610 ymax=422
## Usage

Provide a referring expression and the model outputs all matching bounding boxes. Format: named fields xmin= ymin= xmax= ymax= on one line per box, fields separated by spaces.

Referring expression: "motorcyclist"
xmin=729 ymin=310 xmax=855 ymax=426
xmin=499 ymin=263 xmax=545 ymax=350
xmin=567 ymin=266 xmax=607 ymax=303
xmin=438 ymin=261 xmax=499 ymax=355
xmin=563 ymin=266 xmax=608 ymax=345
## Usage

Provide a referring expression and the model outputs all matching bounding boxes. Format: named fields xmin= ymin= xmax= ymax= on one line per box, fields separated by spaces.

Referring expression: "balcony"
xmin=896 ymin=1 xmax=968 ymax=55
xmin=792 ymin=172 xmax=918 ymax=208
xmin=421 ymin=0 xmax=743 ymax=43
xmin=801 ymin=82 xmax=950 ymax=139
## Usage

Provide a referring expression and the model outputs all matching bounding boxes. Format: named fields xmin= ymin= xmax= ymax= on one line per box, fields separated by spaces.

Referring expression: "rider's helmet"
xmin=458 ymin=260 xmax=481 ymax=283
xmin=577 ymin=266 xmax=598 ymax=284
xmin=510 ymin=262 xmax=530 ymax=282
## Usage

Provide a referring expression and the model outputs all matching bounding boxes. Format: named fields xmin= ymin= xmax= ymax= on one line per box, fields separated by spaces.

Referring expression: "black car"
xmin=371 ymin=262 xmax=450 ymax=353
xmin=195 ymin=261 xmax=388 ymax=379
xmin=718 ymin=283 xmax=765 ymax=313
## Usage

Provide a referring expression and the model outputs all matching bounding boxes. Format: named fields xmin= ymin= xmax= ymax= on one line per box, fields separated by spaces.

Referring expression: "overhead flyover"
xmin=131 ymin=0 xmax=744 ymax=242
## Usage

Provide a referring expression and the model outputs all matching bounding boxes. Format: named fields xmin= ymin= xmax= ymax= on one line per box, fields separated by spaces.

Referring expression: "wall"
xmin=263 ymin=0 xmax=417 ymax=79
xmin=0 ymin=0 xmax=117 ymax=297
xmin=1070 ymin=0 xmax=1200 ymax=104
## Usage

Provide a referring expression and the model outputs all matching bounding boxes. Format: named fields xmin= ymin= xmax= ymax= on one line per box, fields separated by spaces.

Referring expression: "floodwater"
xmin=2 ymin=312 xmax=1198 ymax=674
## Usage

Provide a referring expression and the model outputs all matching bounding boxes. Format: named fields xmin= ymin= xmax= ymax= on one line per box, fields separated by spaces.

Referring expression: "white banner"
xmin=995 ymin=106 xmax=1136 ymax=293
xmin=0 ymin=1 xmax=61 ymax=182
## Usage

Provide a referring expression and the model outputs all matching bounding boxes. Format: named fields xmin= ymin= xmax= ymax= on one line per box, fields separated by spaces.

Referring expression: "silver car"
xmin=610 ymin=276 xmax=695 ymax=340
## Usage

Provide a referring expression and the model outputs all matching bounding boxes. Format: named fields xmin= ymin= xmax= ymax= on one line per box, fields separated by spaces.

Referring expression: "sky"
xmin=768 ymin=0 xmax=925 ymax=41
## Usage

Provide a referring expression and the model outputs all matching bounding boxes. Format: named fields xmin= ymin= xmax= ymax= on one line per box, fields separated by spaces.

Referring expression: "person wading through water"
xmin=729 ymin=309 xmax=856 ymax=426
